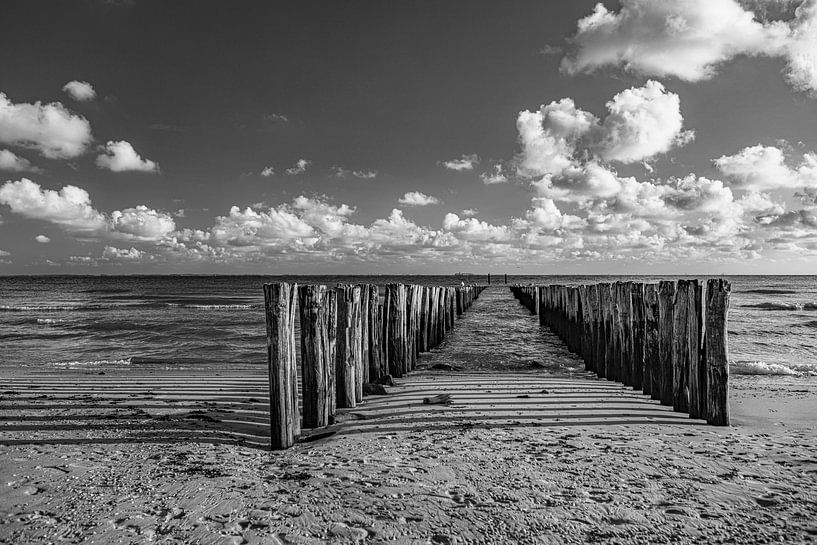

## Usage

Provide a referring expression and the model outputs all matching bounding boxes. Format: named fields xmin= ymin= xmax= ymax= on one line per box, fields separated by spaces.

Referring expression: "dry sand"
xmin=1 ymin=364 xmax=816 ymax=544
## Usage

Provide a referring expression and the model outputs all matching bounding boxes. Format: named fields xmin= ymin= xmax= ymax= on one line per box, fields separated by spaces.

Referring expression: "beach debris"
xmin=430 ymin=363 xmax=463 ymax=371
xmin=301 ymin=430 xmax=337 ymax=443
xmin=422 ymin=394 xmax=452 ymax=405
xmin=375 ymin=375 xmax=395 ymax=386
xmin=363 ymin=383 xmax=388 ymax=396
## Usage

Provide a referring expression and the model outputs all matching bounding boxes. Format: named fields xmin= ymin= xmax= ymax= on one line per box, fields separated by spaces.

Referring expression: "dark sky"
xmin=1 ymin=0 xmax=816 ymax=273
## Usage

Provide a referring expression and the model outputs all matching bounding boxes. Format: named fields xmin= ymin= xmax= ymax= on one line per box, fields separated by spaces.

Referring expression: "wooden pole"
xmin=643 ymin=284 xmax=660 ymax=400
xmin=298 ymin=285 xmax=333 ymax=429
xmin=658 ymin=281 xmax=676 ymax=406
xmin=385 ymin=283 xmax=407 ymax=378
xmin=335 ymin=285 xmax=358 ymax=408
xmin=367 ymin=285 xmax=383 ymax=383
xmin=704 ymin=279 xmax=731 ymax=426
xmin=671 ymin=280 xmax=693 ymax=413
xmin=263 ymin=282 xmax=300 ymax=450
xmin=631 ymin=283 xmax=644 ymax=391
xmin=359 ymin=284 xmax=370 ymax=386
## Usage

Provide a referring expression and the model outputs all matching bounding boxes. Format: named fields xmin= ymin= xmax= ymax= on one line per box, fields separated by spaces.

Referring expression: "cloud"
xmin=96 ymin=140 xmax=159 ymax=172
xmin=35 ymin=234 xmax=50 ymax=243
xmin=102 ymin=246 xmax=145 ymax=262
xmin=0 ymin=92 xmax=93 ymax=159
xmin=480 ymin=164 xmax=508 ymax=184
xmin=461 ymin=208 xmax=479 ymax=217
xmin=398 ymin=191 xmax=441 ymax=206
xmin=331 ymin=166 xmax=378 ymax=179
xmin=264 ymin=113 xmax=289 ymax=124
xmin=561 ymin=0 xmax=817 ymax=94
xmin=0 ymin=149 xmax=40 ymax=172
xmin=0 ymin=249 xmax=9 ymax=257
xmin=62 ymin=81 xmax=97 ymax=102
xmin=441 ymin=154 xmax=480 ymax=171
xmin=110 ymin=205 xmax=176 ymax=241
xmin=714 ymin=144 xmax=817 ymax=190
xmin=352 ymin=169 xmax=377 ymax=179
xmin=260 ymin=166 xmax=275 ymax=177
xmin=0 ymin=178 xmax=174 ymax=241
xmin=595 ymin=80 xmax=694 ymax=163
xmin=286 ymin=158 xmax=310 ymax=175
xmin=516 ymin=81 xmax=691 ymax=180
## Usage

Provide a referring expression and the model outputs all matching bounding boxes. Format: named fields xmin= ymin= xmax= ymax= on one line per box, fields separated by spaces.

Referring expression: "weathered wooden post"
xmin=263 ymin=282 xmax=300 ymax=450
xmin=672 ymin=280 xmax=697 ymax=413
xmin=385 ymin=283 xmax=407 ymax=377
xmin=658 ymin=281 xmax=676 ymax=406
xmin=630 ymin=283 xmax=644 ymax=391
xmin=298 ymin=285 xmax=334 ymax=429
xmin=335 ymin=285 xmax=360 ymax=408
xmin=687 ymin=280 xmax=705 ymax=419
xmin=367 ymin=285 xmax=384 ymax=383
xmin=704 ymin=279 xmax=731 ymax=426
xmin=360 ymin=284 xmax=370 ymax=386
xmin=643 ymin=284 xmax=660 ymax=400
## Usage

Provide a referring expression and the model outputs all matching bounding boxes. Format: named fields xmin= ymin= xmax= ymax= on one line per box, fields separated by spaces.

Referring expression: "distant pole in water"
xmin=488 ymin=273 xmax=491 ymax=285
xmin=504 ymin=274 xmax=507 ymax=284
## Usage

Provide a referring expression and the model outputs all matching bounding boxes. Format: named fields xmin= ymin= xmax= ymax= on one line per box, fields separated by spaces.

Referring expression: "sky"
xmin=2 ymin=0 xmax=817 ymax=274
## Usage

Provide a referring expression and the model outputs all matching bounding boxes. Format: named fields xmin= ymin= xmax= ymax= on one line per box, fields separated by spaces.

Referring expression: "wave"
xmin=804 ymin=320 xmax=817 ymax=329
xmin=741 ymin=302 xmax=817 ymax=311
xmin=52 ymin=358 xmax=132 ymax=367
xmin=165 ymin=303 xmax=259 ymax=310
xmin=36 ymin=318 xmax=68 ymax=325
xmin=1 ymin=304 xmax=83 ymax=312
xmin=731 ymin=360 xmax=817 ymax=376
xmin=743 ymin=289 xmax=798 ymax=295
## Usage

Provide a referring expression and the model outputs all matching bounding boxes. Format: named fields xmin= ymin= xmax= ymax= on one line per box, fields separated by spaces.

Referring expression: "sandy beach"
xmin=1 ymin=364 xmax=816 ymax=544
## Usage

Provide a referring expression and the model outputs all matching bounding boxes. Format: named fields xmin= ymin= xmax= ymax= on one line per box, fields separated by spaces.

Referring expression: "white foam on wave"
xmin=167 ymin=303 xmax=255 ymax=310
xmin=52 ymin=358 xmax=132 ymax=367
xmin=1 ymin=305 xmax=81 ymax=311
xmin=36 ymin=318 xmax=68 ymax=325
xmin=731 ymin=360 xmax=817 ymax=376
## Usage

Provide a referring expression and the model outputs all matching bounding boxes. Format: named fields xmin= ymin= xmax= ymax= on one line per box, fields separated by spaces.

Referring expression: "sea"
xmin=0 ymin=275 xmax=815 ymax=378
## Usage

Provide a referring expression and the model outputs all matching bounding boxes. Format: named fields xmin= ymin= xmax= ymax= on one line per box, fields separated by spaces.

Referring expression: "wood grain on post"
xmin=704 ymin=279 xmax=731 ymax=426
xmin=298 ymin=285 xmax=333 ymax=429
xmin=334 ymin=285 xmax=357 ymax=409
xmin=671 ymin=280 xmax=693 ymax=413
xmin=263 ymin=282 xmax=300 ymax=450
xmin=359 ymin=284 xmax=370 ymax=386
xmin=658 ymin=280 xmax=676 ymax=406
xmin=687 ymin=280 xmax=705 ymax=419
xmin=630 ymin=283 xmax=644 ymax=391
xmin=386 ymin=283 xmax=407 ymax=378
xmin=367 ymin=286 xmax=383 ymax=383
xmin=643 ymin=284 xmax=660 ymax=400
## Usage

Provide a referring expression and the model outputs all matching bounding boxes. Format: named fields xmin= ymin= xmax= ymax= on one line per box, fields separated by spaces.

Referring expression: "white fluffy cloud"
xmin=260 ymin=166 xmax=275 ymax=177
xmin=0 ymin=92 xmax=93 ymax=159
xmin=398 ymin=191 xmax=441 ymax=206
xmin=35 ymin=234 xmax=50 ymax=243
xmin=0 ymin=149 xmax=39 ymax=172
xmin=286 ymin=158 xmax=310 ymax=175
xmin=480 ymin=164 xmax=508 ymax=184
xmin=441 ymin=154 xmax=480 ymax=171
xmin=96 ymin=141 xmax=159 ymax=173
xmin=715 ymin=144 xmax=817 ymax=190
xmin=62 ymin=81 xmax=97 ymax=102
xmin=561 ymin=0 xmax=817 ymax=94
xmin=0 ymin=178 xmax=174 ymax=241
xmin=516 ymin=81 xmax=691 ymax=180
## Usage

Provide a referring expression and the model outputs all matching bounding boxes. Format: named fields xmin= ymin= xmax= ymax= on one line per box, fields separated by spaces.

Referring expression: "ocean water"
xmin=0 ymin=275 xmax=815 ymax=377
